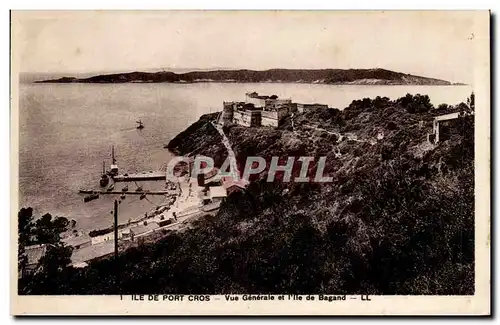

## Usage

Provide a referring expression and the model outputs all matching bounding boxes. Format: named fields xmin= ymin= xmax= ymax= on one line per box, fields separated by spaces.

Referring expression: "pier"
xmin=79 ymin=189 xmax=171 ymax=195
xmin=112 ymin=171 xmax=166 ymax=182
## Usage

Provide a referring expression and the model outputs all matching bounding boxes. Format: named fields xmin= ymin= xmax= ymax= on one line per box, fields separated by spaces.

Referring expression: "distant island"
xmin=35 ymin=68 xmax=458 ymax=85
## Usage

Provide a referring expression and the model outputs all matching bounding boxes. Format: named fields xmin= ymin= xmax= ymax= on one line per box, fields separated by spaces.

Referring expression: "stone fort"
xmin=221 ymin=92 xmax=328 ymax=127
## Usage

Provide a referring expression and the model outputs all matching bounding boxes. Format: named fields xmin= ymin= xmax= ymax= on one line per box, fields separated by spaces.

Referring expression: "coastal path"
xmin=210 ymin=121 xmax=241 ymax=180
xmin=302 ymin=123 xmax=375 ymax=145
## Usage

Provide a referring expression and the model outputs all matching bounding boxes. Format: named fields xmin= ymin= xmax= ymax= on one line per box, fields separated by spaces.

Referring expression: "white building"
xmin=296 ymin=103 xmax=329 ymax=113
xmin=209 ymin=186 xmax=228 ymax=202
xmin=23 ymin=244 xmax=47 ymax=274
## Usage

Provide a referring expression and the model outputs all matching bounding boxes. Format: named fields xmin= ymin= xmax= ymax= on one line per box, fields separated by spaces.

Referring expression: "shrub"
xmin=397 ymin=93 xmax=434 ymax=114
xmin=386 ymin=121 xmax=398 ymax=131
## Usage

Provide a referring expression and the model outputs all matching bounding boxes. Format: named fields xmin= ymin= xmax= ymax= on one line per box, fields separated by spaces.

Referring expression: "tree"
xmin=18 ymin=207 xmax=34 ymax=247
xmin=397 ymin=93 xmax=433 ymax=114
xmin=35 ymin=244 xmax=73 ymax=274
xmin=33 ymin=214 xmax=70 ymax=244
xmin=18 ymin=207 xmax=35 ymax=275
xmin=437 ymin=103 xmax=449 ymax=112
xmin=457 ymin=92 xmax=475 ymax=157
xmin=467 ymin=92 xmax=475 ymax=111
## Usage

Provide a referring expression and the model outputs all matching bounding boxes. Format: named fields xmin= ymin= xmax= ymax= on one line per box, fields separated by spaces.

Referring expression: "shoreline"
xmin=33 ymin=80 xmax=465 ymax=86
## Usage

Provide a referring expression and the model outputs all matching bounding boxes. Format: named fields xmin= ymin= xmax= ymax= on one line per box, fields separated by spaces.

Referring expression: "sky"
xmin=13 ymin=10 xmax=482 ymax=83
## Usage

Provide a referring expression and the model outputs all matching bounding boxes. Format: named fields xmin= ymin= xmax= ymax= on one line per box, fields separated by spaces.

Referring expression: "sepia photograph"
xmin=10 ymin=10 xmax=490 ymax=315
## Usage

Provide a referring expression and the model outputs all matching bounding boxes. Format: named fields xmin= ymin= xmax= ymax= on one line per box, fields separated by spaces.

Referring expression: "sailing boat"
xmin=99 ymin=161 xmax=109 ymax=187
xmin=136 ymin=120 xmax=144 ymax=129
xmin=109 ymin=146 xmax=119 ymax=176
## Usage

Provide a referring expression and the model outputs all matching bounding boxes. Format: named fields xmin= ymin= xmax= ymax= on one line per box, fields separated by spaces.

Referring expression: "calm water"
xmin=18 ymin=82 xmax=472 ymax=232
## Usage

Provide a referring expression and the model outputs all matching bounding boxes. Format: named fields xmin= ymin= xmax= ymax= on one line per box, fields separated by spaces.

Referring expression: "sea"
xmin=17 ymin=79 xmax=472 ymax=232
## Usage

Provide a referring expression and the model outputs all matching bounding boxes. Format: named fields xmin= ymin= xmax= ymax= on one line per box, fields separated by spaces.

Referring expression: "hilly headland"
xmin=36 ymin=68 xmax=457 ymax=85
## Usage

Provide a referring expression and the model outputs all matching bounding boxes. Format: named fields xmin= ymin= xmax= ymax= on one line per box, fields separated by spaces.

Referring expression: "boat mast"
xmin=102 ymin=161 xmax=105 ymax=174
xmin=112 ymin=145 xmax=116 ymax=164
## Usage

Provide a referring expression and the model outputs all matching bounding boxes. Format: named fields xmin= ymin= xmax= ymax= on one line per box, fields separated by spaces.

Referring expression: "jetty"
xmin=112 ymin=171 xmax=166 ymax=182
xmin=79 ymin=189 xmax=171 ymax=195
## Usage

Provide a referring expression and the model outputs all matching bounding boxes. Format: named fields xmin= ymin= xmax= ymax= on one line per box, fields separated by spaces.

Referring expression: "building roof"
xmin=71 ymin=242 xmax=115 ymax=264
xmin=130 ymin=222 xmax=159 ymax=235
xmin=209 ymin=186 xmax=228 ymax=199
xmin=24 ymin=244 xmax=47 ymax=266
xmin=226 ymin=184 xmax=246 ymax=192
xmin=266 ymin=98 xmax=291 ymax=102
xmin=434 ymin=112 xmax=460 ymax=121
xmin=434 ymin=111 xmax=474 ymax=122
xmin=298 ymin=103 xmax=328 ymax=107
xmin=62 ymin=235 xmax=91 ymax=248
xmin=221 ymin=176 xmax=249 ymax=189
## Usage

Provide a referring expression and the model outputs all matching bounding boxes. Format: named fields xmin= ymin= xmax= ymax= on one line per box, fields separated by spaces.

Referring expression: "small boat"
xmin=120 ymin=194 xmax=126 ymax=200
xmin=100 ymin=175 xmax=109 ymax=187
xmin=99 ymin=161 xmax=109 ymax=187
xmin=140 ymin=193 xmax=146 ymax=200
xmin=135 ymin=186 xmax=143 ymax=192
xmin=122 ymin=185 xmax=128 ymax=192
xmin=136 ymin=120 xmax=144 ymax=129
xmin=84 ymin=193 xmax=99 ymax=202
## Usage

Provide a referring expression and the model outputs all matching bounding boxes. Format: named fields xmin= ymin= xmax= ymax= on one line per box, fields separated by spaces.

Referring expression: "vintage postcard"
xmin=10 ymin=10 xmax=490 ymax=315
